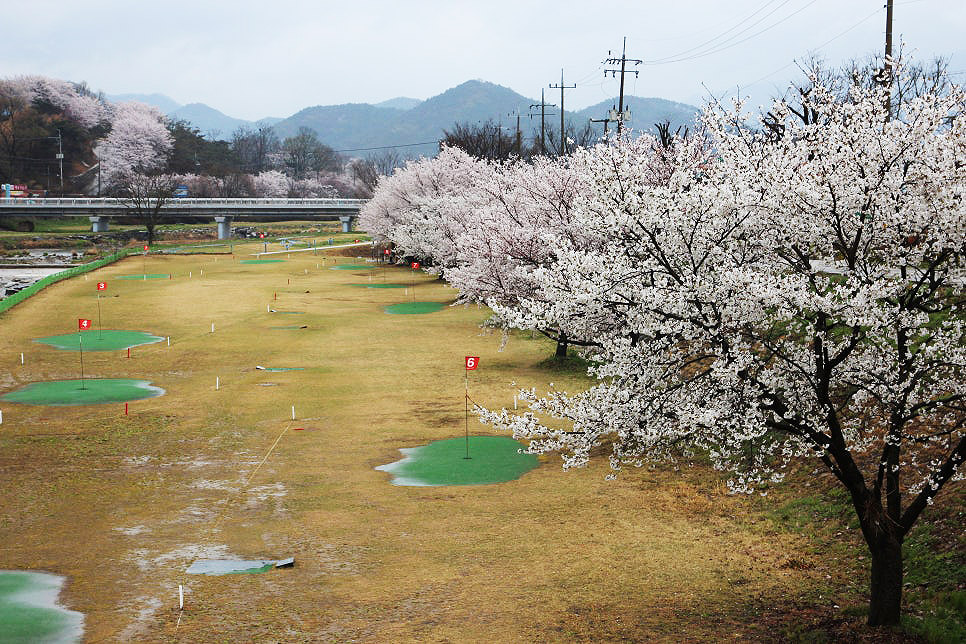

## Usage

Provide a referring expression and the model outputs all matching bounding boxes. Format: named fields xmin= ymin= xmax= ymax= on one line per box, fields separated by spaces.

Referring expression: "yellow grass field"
xmin=0 ymin=242 xmax=844 ymax=642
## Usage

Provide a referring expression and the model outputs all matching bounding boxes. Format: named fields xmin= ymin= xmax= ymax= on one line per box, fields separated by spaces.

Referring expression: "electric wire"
xmin=647 ymin=0 xmax=793 ymax=64
xmin=648 ymin=0 xmax=822 ymax=65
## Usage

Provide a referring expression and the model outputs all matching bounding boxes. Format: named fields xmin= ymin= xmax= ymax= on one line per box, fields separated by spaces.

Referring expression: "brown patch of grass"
xmin=0 ymin=240 xmax=888 ymax=642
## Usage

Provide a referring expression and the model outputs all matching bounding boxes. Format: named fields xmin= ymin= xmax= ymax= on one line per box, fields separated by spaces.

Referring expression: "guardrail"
xmin=0 ymin=197 xmax=367 ymax=209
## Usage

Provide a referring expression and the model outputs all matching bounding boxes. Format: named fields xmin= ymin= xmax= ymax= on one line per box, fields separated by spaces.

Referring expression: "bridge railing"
xmin=0 ymin=197 xmax=367 ymax=209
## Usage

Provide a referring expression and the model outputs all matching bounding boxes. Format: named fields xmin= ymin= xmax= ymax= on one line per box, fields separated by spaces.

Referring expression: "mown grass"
xmin=0 ymin=236 xmax=959 ymax=642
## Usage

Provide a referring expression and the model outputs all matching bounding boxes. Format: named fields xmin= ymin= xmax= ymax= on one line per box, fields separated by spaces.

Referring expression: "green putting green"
xmin=34 ymin=330 xmax=164 ymax=351
xmin=385 ymin=301 xmax=446 ymax=314
xmin=241 ymin=259 xmax=285 ymax=264
xmin=0 ymin=379 xmax=165 ymax=406
xmin=355 ymin=283 xmax=407 ymax=289
xmin=330 ymin=264 xmax=374 ymax=270
xmin=117 ymin=273 xmax=170 ymax=280
xmin=0 ymin=572 xmax=83 ymax=643
xmin=376 ymin=436 xmax=539 ymax=486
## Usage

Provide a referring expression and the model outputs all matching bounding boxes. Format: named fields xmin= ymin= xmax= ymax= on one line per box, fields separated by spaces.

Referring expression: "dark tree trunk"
xmin=555 ymin=331 xmax=568 ymax=359
xmin=868 ymin=536 xmax=903 ymax=626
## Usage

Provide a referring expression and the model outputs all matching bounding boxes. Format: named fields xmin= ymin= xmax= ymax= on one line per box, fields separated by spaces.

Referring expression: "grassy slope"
xmin=0 ymin=239 xmax=958 ymax=642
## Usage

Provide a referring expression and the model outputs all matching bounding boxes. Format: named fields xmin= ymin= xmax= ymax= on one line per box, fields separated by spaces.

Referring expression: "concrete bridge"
xmin=0 ymin=197 xmax=367 ymax=237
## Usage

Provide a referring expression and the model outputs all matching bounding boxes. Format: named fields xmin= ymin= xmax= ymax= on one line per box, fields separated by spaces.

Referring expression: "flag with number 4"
xmin=96 ymin=282 xmax=106 ymax=291
xmin=465 ymin=356 xmax=479 ymax=370
xmin=78 ymin=318 xmax=92 ymax=330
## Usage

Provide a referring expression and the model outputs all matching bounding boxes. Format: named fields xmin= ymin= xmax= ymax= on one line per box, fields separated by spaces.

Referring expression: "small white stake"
xmin=514 ymin=395 xmax=518 ymax=410
xmin=200 ymin=269 xmax=203 ymax=276
xmin=291 ymin=405 xmax=296 ymax=420
xmin=0 ymin=409 xmax=3 ymax=424
xmin=189 ymin=271 xmax=192 ymax=278
xmin=267 ymin=304 xmax=271 ymax=312
xmin=179 ymin=584 xmax=184 ymax=610
xmin=304 ymin=269 xmax=307 ymax=274
xmin=211 ymin=323 xmax=215 ymax=333
xmin=20 ymin=352 xmax=24 ymax=365
xmin=167 ymin=336 xmax=170 ymax=346
xmin=216 ymin=377 xmax=219 ymax=390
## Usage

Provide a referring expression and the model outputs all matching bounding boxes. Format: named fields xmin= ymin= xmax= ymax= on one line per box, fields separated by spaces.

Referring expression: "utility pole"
xmin=605 ymin=37 xmax=642 ymax=136
xmin=549 ymin=69 xmax=575 ymax=156
xmin=884 ymin=0 xmax=894 ymax=118
xmin=590 ymin=115 xmax=612 ymax=138
xmin=55 ymin=129 xmax=64 ymax=192
xmin=507 ymin=111 xmax=522 ymax=156
xmin=529 ymin=89 xmax=557 ymax=156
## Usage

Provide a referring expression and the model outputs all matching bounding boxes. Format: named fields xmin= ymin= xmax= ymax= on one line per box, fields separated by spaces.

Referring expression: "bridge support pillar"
xmin=89 ymin=216 xmax=109 ymax=233
xmin=214 ymin=216 xmax=233 ymax=239
xmin=339 ymin=215 xmax=354 ymax=233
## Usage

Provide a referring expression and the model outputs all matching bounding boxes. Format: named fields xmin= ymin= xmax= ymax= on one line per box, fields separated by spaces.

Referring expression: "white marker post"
xmin=179 ymin=584 xmax=184 ymax=610
xmin=210 ymin=323 xmax=215 ymax=333
xmin=20 ymin=352 xmax=24 ymax=365
xmin=0 ymin=409 xmax=3 ymax=424
xmin=167 ymin=337 xmax=170 ymax=346
xmin=514 ymin=395 xmax=518 ymax=410
xmin=291 ymin=405 xmax=296 ymax=420
xmin=216 ymin=377 xmax=219 ymax=390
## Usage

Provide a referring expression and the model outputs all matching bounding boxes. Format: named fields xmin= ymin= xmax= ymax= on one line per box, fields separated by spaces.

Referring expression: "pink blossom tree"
xmin=480 ymin=64 xmax=965 ymax=626
xmin=93 ymin=101 xmax=173 ymax=189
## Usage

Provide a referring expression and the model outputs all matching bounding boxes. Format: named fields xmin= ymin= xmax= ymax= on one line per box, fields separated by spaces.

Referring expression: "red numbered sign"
xmin=411 ymin=262 xmax=420 ymax=270
xmin=96 ymin=282 xmax=107 ymax=291
xmin=78 ymin=318 xmax=92 ymax=330
xmin=383 ymin=248 xmax=390 ymax=255
xmin=465 ymin=356 xmax=480 ymax=370
xmin=259 ymin=233 xmax=265 ymax=238
xmin=143 ymin=245 xmax=149 ymax=251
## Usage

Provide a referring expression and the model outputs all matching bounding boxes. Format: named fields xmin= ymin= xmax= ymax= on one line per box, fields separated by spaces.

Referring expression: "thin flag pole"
xmin=78 ymin=334 xmax=86 ymax=390
xmin=96 ymin=295 xmax=102 ymax=340
xmin=464 ymin=367 xmax=470 ymax=459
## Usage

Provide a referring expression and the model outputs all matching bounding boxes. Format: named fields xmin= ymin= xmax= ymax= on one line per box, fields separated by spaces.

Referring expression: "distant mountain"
xmin=169 ymin=103 xmax=251 ymax=138
xmin=105 ymin=82 xmax=699 ymax=152
xmin=270 ymin=80 xmax=700 ymax=156
xmin=374 ymin=97 xmax=422 ymax=110
xmin=575 ymin=97 xmax=700 ymax=136
xmin=106 ymin=92 xmax=182 ymax=113
xmin=272 ymin=81 xmax=538 ymax=154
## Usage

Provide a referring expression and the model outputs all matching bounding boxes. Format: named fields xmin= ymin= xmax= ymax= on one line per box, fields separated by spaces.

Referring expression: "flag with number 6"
xmin=465 ymin=356 xmax=479 ymax=370
xmin=78 ymin=318 xmax=91 ymax=330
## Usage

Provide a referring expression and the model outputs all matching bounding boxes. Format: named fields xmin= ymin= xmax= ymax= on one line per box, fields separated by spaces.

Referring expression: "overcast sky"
xmin=3 ymin=0 xmax=963 ymax=122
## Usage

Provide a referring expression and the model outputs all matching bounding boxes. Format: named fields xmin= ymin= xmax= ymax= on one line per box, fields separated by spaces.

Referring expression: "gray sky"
xmin=3 ymin=0 xmax=963 ymax=121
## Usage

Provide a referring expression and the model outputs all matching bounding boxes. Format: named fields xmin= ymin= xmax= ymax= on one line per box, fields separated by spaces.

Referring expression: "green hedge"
xmin=0 ymin=248 xmax=138 ymax=316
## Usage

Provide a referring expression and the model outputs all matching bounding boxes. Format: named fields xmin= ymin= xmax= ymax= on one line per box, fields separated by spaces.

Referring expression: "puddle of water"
xmin=0 ymin=571 xmax=84 ymax=643
xmin=186 ymin=560 xmax=276 ymax=575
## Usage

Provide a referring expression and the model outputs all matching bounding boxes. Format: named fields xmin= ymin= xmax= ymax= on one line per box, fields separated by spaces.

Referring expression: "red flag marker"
xmin=411 ymin=262 xmax=420 ymax=270
xmin=96 ymin=282 xmax=107 ymax=291
xmin=143 ymin=245 xmax=149 ymax=251
xmin=124 ymin=403 xmax=128 ymax=415
xmin=78 ymin=318 xmax=91 ymax=331
xmin=465 ymin=356 xmax=479 ymax=370
xmin=127 ymin=348 xmax=131 ymax=359
xmin=383 ymin=249 xmax=390 ymax=255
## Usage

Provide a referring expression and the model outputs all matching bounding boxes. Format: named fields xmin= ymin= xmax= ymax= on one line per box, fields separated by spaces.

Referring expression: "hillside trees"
xmin=476 ymin=65 xmax=965 ymax=627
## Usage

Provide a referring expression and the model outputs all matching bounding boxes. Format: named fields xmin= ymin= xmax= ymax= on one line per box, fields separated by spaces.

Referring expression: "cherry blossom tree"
xmin=252 ymin=170 xmax=289 ymax=197
xmin=479 ymin=65 xmax=965 ymax=626
xmin=93 ymin=101 xmax=173 ymax=188
xmin=358 ymin=146 xmax=491 ymax=266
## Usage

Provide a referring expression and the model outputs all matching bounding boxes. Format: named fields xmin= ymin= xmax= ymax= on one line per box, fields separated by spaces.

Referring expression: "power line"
xmin=332 ymin=140 xmax=440 ymax=153
xmin=737 ymin=6 xmax=885 ymax=90
xmin=647 ymin=0 xmax=821 ymax=65
xmin=647 ymin=0 xmax=793 ymax=64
